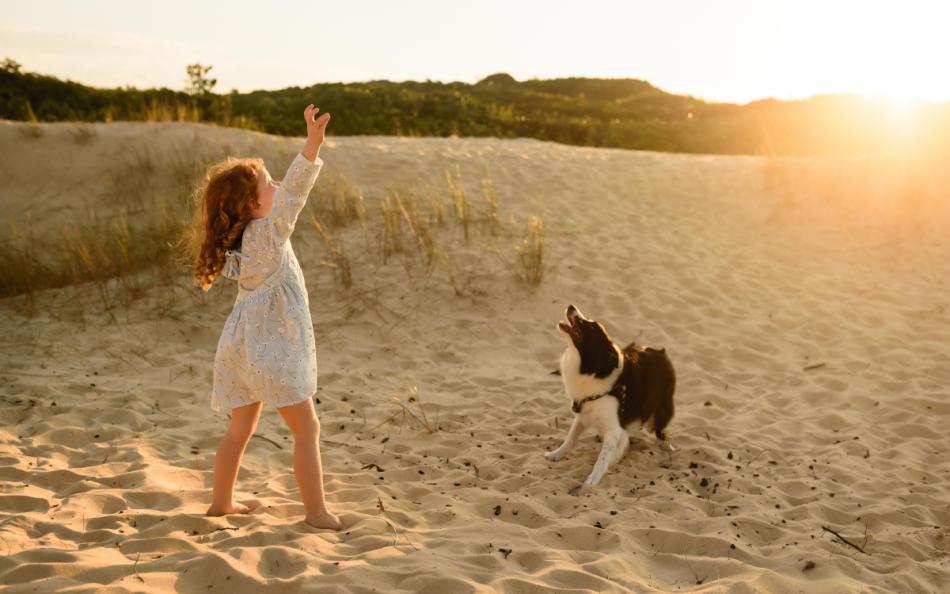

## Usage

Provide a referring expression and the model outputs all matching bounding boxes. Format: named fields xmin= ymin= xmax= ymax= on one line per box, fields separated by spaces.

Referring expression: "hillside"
xmin=3 ymin=63 xmax=949 ymax=156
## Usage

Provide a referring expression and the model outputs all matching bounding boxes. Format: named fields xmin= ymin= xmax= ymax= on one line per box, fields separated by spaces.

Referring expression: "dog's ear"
xmin=579 ymin=325 xmax=619 ymax=379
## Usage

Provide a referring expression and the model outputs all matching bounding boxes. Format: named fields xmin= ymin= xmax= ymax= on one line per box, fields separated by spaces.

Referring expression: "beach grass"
xmin=0 ymin=124 xmax=547 ymax=316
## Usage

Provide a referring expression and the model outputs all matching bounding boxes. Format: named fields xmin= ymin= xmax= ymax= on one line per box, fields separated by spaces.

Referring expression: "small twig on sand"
xmin=364 ymin=410 xmax=403 ymax=435
xmin=152 ymin=402 xmax=175 ymax=418
xmin=377 ymin=497 xmax=418 ymax=551
xmin=380 ymin=517 xmax=400 ymax=548
xmin=335 ymin=409 xmax=400 ymax=448
xmin=133 ymin=553 xmax=145 ymax=582
xmin=746 ymin=448 xmax=777 ymax=469
xmin=821 ymin=525 xmax=867 ymax=554
xmin=803 ymin=362 xmax=826 ymax=371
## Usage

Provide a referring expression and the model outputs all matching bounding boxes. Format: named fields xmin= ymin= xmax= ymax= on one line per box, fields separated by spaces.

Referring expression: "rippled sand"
xmin=1 ymin=122 xmax=948 ymax=593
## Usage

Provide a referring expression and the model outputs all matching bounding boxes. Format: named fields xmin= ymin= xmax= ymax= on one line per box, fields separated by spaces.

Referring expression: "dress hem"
xmin=210 ymin=393 xmax=315 ymax=414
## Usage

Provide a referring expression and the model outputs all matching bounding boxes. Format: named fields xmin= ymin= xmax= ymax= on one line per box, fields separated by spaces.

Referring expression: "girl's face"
xmin=253 ymin=166 xmax=279 ymax=218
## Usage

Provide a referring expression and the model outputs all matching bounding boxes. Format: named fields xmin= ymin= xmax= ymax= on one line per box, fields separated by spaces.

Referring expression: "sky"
xmin=2 ymin=0 xmax=948 ymax=104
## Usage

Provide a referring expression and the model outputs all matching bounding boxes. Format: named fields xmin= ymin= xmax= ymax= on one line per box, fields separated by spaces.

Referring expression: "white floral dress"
xmin=211 ymin=153 xmax=323 ymax=412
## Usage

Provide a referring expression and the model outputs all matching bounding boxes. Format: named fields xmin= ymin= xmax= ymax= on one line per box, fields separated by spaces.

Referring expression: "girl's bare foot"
xmin=206 ymin=499 xmax=261 ymax=516
xmin=305 ymin=509 xmax=342 ymax=530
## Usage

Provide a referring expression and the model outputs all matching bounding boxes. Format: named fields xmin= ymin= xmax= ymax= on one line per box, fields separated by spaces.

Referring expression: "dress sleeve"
xmin=267 ymin=152 xmax=323 ymax=245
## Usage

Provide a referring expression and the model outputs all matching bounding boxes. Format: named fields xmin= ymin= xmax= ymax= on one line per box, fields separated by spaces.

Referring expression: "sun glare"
xmin=872 ymin=95 xmax=925 ymax=132
xmin=773 ymin=2 xmax=950 ymax=105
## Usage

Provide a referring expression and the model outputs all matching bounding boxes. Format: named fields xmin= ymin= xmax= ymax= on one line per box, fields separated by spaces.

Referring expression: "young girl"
xmin=193 ymin=104 xmax=342 ymax=531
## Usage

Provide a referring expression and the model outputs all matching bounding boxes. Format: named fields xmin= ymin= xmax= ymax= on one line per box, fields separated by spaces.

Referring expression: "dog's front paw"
xmin=544 ymin=450 xmax=565 ymax=462
xmin=582 ymin=474 xmax=602 ymax=488
xmin=568 ymin=481 xmax=595 ymax=496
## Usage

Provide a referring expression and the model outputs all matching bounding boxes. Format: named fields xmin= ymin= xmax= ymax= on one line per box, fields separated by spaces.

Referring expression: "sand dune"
xmin=1 ymin=122 xmax=948 ymax=593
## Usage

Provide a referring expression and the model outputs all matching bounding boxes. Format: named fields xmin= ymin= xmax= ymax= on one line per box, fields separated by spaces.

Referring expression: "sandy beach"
xmin=1 ymin=121 xmax=948 ymax=593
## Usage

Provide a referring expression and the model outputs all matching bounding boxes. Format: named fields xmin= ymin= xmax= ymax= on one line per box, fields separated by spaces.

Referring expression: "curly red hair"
xmin=192 ymin=157 xmax=263 ymax=291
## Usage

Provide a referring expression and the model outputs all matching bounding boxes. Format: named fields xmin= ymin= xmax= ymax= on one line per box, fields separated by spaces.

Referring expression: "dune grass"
xmin=17 ymin=109 xmax=44 ymax=140
xmin=481 ymin=170 xmax=500 ymax=237
xmin=445 ymin=166 xmax=470 ymax=241
xmin=310 ymin=214 xmax=353 ymax=290
xmin=0 ymin=134 xmax=232 ymax=311
xmin=0 ymin=125 xmax=548 ymax=316
xmin=516 ymin=216 xmax=545 ymax=286
xmin=143 ymin=99 xmax=200 ymax=124
xmin=68 ymin=124 xmax=98 ymax=145
xmin=312 ymin=173 xmax=366 ymax=229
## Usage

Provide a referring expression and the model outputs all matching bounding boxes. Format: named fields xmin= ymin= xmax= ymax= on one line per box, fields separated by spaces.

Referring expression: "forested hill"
xmin=2 ymin=64 xmax=947 ymax=156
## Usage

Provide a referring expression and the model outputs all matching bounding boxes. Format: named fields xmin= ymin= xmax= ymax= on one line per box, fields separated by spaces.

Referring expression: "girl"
xmin=193 ymin=104 xmax=342 ymax=531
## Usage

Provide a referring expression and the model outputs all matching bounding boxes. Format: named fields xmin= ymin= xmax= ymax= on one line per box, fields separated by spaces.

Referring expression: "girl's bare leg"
xmin=278 ymin=398 xmax=342 ymax=530
xmin=207 ymin=401 xmax=263 ymax=516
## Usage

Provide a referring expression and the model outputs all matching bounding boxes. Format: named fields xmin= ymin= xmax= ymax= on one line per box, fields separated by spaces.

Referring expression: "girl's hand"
xmin=304 ymin=104 xmax=330 ymax=146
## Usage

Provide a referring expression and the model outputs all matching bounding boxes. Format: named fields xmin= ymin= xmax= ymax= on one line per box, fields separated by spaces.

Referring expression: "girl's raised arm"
xmin=268 ymin=105 xmax=330 ymax=245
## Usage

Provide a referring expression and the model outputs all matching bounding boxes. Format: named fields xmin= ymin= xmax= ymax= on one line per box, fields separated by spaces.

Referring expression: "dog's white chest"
xmin=559 ymin=347 xmax=622 ymax=401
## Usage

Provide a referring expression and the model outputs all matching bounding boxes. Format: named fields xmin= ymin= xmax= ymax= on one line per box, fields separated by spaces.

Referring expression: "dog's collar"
xmin=571 ymin=393 xmax=608 ymax=413
xmin=572 ymin=383 xmax=626 ymax=414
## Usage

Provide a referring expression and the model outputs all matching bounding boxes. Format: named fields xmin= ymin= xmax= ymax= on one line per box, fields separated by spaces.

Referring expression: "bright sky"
xmin=2 ymin=0 xmax=947 ymax=103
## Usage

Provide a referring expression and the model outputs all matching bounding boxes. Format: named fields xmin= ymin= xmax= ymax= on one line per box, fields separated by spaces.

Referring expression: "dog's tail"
xmin=653 ymin=402 xmax=674 ymax=441
xmin=652 ymin=355 xmax=676 ymax=442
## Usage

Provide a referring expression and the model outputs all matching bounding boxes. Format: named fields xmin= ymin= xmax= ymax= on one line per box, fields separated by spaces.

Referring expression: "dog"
xmin=545 ymin=304 xmax=676 ymax=487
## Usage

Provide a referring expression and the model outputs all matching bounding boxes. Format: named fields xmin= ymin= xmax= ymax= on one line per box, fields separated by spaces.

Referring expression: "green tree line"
xmin=2 ymin=60 xmax=947 ymax=156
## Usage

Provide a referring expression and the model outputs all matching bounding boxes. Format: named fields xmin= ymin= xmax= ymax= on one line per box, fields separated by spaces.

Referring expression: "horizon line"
xmin=8 ymin=61 xmax=949 ymax=108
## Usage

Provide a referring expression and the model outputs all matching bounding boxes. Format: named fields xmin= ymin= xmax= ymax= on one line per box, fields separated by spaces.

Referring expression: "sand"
xmin=1 ymin=121 xmax=949 ymax=593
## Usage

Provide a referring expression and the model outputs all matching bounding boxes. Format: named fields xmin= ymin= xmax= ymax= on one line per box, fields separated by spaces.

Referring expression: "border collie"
xmin=546 ymin=304 xmax=676 ymax=487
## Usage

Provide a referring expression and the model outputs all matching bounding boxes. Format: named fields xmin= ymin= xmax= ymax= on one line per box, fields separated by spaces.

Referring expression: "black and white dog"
xmin=546 ymin=305 xmax=676 ymax=486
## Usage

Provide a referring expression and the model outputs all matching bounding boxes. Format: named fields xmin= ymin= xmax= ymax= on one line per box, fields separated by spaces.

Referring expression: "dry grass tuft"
xmin=17 ymin=103 xmax=43 ymax=139
xmin=482 ymin=170 xmax=500 ymax=236
xmin=445 ymin=165 xmax=470 ymax=240
xmin=18 ymin=123 xmax=43 ymax=140
xmin=313 ymin=173 xmax=366 ymax=229
xmin=387 ymin=387 xmax=441 ymax=434
xmin=144 ymin=100 xmax=200 ymax=123
xmin=516 ymin=216 xmax=545 ymax=285
xmin=310 ymin=214 xmax=353 ymax=289
xmin=68 ymin=124 xmax=98 ymax=145
xmin=379 ymin=193 xmax=406 ymax=261
xmin=396 ymin=192 xmax=436 ymax=272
